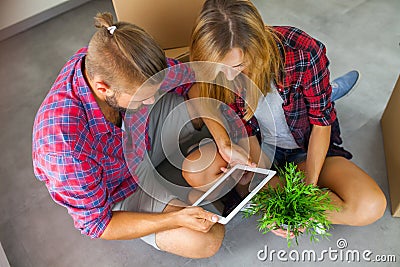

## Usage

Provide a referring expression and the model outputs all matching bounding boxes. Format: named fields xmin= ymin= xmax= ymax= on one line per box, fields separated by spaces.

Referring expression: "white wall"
xmin=0 ymin=242 xmax=10 ymax=267
xmin=0 ymin=0 xmax=69 ymax=30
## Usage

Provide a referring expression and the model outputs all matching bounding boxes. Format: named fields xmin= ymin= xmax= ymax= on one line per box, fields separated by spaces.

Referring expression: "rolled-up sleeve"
xmin=220 ymin=101 xmax=260 ymax=143
xmin=302 ymin=40 xmax=336 ymax=126
xmin=34 ymin=152 xmax=112 ymax=238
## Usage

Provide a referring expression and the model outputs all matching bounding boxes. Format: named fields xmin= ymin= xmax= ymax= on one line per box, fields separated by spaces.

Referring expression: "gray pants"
xmin=113 ymin=92 xmax=196 ymax=250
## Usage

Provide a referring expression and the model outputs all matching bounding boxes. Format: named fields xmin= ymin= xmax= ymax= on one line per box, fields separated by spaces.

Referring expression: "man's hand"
xmin=173 ymin=206 xmax=219 ymax=233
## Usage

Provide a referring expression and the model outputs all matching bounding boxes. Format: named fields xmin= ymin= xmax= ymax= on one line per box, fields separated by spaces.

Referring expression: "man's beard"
xmin=105 ymin=94 xmax=127 ymax=113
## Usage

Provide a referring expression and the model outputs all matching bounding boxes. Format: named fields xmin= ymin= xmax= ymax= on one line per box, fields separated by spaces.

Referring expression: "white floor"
xmin=0 ymin=0 xmax=399 ymax=266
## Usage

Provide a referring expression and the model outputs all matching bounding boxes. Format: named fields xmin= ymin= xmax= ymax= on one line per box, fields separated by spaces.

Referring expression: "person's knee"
xmin=156 ymin=223 xmax=225 ymax=258
xmin=197 ymin=223 xmax=225 ymax=258
xmin=363 ymin=189 xmax=387 ymax=223
xmin=182 ymin=154 xmax=211 ymax=188
xmin=348 ymin=188 xmax=387 ymax=226
xmin=182 ymin=164 xmax=206 ymax=188
xmin=182 ymin=143 xmax=227 ymax=188
xmin=187 ymin=189 xmax=205 ymax=204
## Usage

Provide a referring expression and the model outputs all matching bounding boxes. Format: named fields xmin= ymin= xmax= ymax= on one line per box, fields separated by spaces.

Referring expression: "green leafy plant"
xmin=243 ymin=162 xmax=340 ymax=247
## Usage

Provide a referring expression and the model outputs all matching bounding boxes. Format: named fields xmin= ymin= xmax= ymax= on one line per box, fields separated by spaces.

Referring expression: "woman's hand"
xmin=218 ymin=142 xmax=256 ymax=172
xmin=270 ymin=226 xmax=305 ymax=239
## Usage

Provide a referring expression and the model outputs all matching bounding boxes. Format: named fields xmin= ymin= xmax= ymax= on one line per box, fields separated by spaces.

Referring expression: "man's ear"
xmin=94 ymin=81 xmax=113 ymax=97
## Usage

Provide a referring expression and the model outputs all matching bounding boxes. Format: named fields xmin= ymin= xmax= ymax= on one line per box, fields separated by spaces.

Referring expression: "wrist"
xmin=305 ymin=174 xmax=318 ymax=185
xmin=166 ymin=210 xmax=184 ymax=229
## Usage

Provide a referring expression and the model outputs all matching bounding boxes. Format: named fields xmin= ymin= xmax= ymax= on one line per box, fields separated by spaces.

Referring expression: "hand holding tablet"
xmin=192 ymin=165 xmax=276 ymax=224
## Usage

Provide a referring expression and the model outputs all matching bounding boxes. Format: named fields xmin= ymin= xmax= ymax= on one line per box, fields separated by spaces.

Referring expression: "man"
xmin=32 ymin=12 xmax=223 ymax=258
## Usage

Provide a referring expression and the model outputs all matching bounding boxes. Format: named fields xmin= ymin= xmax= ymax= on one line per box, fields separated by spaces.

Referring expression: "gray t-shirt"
xmin=254 ymin=86 xmax=299 ymax=149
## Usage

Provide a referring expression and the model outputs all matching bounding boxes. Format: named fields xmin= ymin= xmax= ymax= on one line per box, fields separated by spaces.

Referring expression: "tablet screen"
xmin=195 ymin=168 xmax=268 ymax=217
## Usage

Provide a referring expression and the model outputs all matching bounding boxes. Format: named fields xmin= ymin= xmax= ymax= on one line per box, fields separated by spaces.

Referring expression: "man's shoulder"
xmin=33 ymin=94 xmax=88 ymax=154
xmin=53 ymin=47 xmax=87 ymax=88
xmin=33 ymin=48 xmax=91 ymax=154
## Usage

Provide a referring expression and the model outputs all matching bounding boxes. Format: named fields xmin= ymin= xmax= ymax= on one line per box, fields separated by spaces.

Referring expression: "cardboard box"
xmin=381 ymin=75 xmax=400 ymax=217
xmin=112 ymin=0 xmax=205 ymax=62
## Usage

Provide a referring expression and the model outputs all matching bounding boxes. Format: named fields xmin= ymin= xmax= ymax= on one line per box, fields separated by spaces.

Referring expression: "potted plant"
xmin=243 ymin=162 xmax=339 ymax=247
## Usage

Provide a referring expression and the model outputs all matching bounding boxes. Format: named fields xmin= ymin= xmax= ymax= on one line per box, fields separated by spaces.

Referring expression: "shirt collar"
xmin=73 ymin=53 xmax=122 ymax=137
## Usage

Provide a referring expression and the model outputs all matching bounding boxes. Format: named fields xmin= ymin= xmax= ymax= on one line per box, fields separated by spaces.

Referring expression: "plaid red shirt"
xmin=227 ymin=26 xmax=351 ymax=158
xmin=221 ymin=96 xmax=260 ymax=143
xmin=32 ymin=47 xmax=193 ymax=238
xmin=273 ymin=26 xmax=351 ymax=158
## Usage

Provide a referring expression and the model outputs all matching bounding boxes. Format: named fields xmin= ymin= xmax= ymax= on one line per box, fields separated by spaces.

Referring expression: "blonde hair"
xmin=190 ymin=0 xmax=283 ymax=120
xmin=86 ymin=12 xmax=167 ymax=93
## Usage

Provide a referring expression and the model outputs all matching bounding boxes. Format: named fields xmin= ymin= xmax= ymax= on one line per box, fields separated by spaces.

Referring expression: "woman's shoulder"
xmin=272 ymin=26 xmax=324 ymax=54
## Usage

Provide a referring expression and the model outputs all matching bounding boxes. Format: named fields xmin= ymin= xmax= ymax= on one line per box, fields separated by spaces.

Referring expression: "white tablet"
xmin=192 ymin=165 xmax=276 ymax=224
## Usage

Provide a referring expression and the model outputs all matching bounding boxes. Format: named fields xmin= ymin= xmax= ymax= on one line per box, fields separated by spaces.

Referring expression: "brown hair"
xmin=86 ymin=12 xmax=167 ymax=93
xmin=190 ymin=0 xmax=284 ymax=120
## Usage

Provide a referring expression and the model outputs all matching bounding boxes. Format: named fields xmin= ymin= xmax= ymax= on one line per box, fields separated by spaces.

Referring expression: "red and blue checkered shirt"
xmin=228 ymin=26 xmax=351 ymax=158
xmin=32 ymin=47 xmax=193 ymax=238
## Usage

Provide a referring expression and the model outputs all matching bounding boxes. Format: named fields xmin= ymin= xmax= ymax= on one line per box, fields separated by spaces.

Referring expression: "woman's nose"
xmin=222 ymin=67 xmax=240 ymax=81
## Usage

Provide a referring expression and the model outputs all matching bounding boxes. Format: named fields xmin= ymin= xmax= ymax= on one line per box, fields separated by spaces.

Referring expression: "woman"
xmin=182 ymin=0 xmax=386 ymax=238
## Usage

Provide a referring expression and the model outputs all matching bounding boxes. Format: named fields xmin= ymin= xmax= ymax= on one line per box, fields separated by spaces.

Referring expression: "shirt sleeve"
xmin=302 ymin=39 xmax=337 ymax=126
xmin=220 ymin=100 xmax=260 ymax=143
xmin=159 ymin=58 xmax=194 ymax=96
xmin=35 ymin=152 xmax=112 ymax=238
